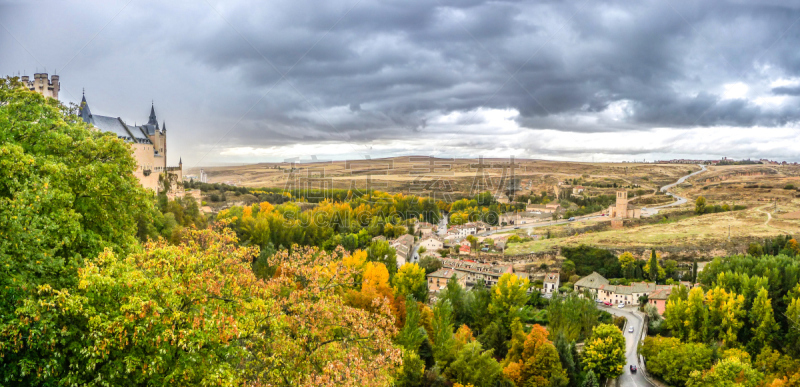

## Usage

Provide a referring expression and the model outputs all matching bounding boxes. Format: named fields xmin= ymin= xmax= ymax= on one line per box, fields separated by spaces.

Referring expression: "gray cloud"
xmin=3 ymin=0 xmax=800 ymax=164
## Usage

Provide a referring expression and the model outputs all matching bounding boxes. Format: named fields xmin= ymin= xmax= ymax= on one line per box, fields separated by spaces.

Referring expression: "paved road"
xmin=601 ymin=306 xmax=654 ymax=387
xmin=641 ymin=164 xmax=707 ymax=216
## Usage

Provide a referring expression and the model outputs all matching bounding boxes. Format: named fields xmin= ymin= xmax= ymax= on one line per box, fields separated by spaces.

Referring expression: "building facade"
xmin=79 ymin=93 xmax=182 ymax=193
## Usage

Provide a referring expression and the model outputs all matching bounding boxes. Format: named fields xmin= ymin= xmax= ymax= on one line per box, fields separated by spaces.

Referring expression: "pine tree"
xmin=582 ymin=370 xmax=599 ymax=387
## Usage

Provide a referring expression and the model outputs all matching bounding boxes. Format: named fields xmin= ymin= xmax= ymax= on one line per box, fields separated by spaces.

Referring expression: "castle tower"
xmin=615 ymin=191 xmax=628 ymax=218
xmin=20 ymin=73 xmax=60 ymax=100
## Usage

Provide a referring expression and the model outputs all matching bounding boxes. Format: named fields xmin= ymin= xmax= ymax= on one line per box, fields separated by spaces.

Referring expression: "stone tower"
xmin=615 ymin=191 xmax=628 ymax=218
xmin=20 ymin=73 xmax=60 ymax=100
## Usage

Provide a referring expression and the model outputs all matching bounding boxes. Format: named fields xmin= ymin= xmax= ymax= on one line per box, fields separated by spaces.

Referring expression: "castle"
xmin=78 ymin=93 xmax=182 ymax=193
xmin=18 ymin=73 xmax=184 ymax=195
xmin=20 ymin=73 xmax=60 ymax=99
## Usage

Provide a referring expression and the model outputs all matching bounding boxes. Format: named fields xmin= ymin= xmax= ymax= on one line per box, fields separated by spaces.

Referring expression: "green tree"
xmin=786 ymin=297 xmax=800 ymax=357
xmin=695 ymin=196 xmax=707 ymax=214
xmin=367 ymin=239 xmax=398 ymax=277
xmin=443 ymin=341 xmax=505 ymax=387
xmin=397 ymin=299 xmax=427 ymax=352
xmin=686 ymin=356 xmax=763 ymax=387
xmin=582 ymin=324 xmax=626 ymax=381
xmin=686 ymin=287 xmax=707 ymax=342
xmin=644 ymin=249 xmax=664 ymax=283
xmin=0 ymin=79 xmax=154 ymax=384
xmin=418 ymin=255 xmax=442 ymax=274
xmin=395 ymin=350 xmax=425 ymax=387
xmin=554 ymin=332 xmax=578 ymax=387
xmin=489 ymin=273 xmax=531 ymax=322
xmin=747 ymin=243 xmax=764 ymax=257
xmin=639 ymin=336 xmax=714 ymax=386
xmin=582 ymin=370 xmax=599 ymax=387
xmin=748 ymin=287 xmax=778 ymax=354
xmin=393 ymin=263 xmax=428 ymax=301
xmin=618 ymin=252 xmax=636 ymax=279
xmin=431 ymin=299 xmax=457 ymax=369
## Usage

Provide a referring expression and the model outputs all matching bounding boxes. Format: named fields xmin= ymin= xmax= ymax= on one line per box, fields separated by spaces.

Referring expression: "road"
xmin=641 ymin=164 xmax=707 ymax=216
xmin=601 ymin=306 xmax=654 ymax=387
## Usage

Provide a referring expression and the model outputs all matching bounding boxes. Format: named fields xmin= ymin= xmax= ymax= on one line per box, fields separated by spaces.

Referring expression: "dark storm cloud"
xmin=167 ymin=0 xmax=800 ymax=137
xmin=3 ymin=0 xmax=800 ymax=162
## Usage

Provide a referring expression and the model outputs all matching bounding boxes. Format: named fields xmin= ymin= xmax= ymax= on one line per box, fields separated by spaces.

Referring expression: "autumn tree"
xmin=367 ymin=240 xmax=399 ymax=278
xmin=686 ymin=355 xmax=763 ymax=387
xmin=618 ymin=252 xmax=636 ymax=278
xmin=393 ymin=263 xmax=428 ymax=302
xmin=502 ymin=324 xmax=567 ymax=387
xmin=582 ymin=324 xmax=626 ymax=381
xmin=1 ymin=228 xmax=402 ymax=386
xmin=686 ymin=287 xmax=707 ymax=342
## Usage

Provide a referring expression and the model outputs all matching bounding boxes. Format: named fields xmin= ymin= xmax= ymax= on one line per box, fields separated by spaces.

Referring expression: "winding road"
xmin=641 ymin=164 xmax=707 ymax=216
xmin=602 ymin=306 xmax=654 ymax=387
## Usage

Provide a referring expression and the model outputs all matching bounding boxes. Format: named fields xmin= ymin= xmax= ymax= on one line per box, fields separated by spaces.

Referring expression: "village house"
xmin=419 ymin=235 xmax=444 ymax=252
xmin=416 ymin=222 xmax=436 ymax=236
xmin=459 ymin=244 xmax=471 ymax=255
xmin=447 ymin=224 xmax=477 ymax=238
xmin=436 ymin=257 xmax=514 ymax=287
xmin=427 ymin=268 xmax=467 ymax=293
xmin=390 ymin=234 xmax=415 ymax=268
xmin=542 ymin=272 xmax=560 ymax=295
xmin=574 ymin=271 xmax=694 ymax=313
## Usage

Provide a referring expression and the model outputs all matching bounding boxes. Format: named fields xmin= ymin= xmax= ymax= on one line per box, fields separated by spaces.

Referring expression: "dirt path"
xmin=756 ymin=205 xmax=772 ymax=226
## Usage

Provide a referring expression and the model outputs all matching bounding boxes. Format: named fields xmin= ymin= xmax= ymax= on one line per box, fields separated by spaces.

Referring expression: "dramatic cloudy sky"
xmin=3 ymin=0 xmax=800 ymax=166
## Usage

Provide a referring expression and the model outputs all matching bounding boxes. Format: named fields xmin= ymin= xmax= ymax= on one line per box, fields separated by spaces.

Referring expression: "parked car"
xmin=595 ymin=299 xmax=603 ymax=304
xmin=628 ymin=326 xmax=634 ymax=333
xmin=603 ymin=301 xmax=613 ymax=306
xmin=568 ymin=217 xmax=576 ymax=221
xmin=630 ymin=365 xmax=637 ymax=373
xmin=618 ymin=303 xmax=625 ymax=308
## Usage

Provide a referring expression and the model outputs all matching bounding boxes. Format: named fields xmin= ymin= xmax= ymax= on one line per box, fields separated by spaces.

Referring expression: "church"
xmin=79 ymin=92 xmax=182 ymax=193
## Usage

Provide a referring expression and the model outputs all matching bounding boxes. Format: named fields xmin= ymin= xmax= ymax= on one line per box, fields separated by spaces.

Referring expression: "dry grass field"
xmin=188 ymin=157 xmax=699 ymax=199
xmin=504 ymin=202 xmax=800 ymax=255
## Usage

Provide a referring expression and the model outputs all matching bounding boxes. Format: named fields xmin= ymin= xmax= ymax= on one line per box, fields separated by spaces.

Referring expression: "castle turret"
xmin=148 ymin=102 xmax=158 ymax=126
xmin=79 ymin=91 xmax=93 ymax=124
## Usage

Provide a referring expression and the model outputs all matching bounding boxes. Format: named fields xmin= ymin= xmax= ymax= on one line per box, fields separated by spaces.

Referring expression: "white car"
xmin=618 ymin=303 xmax=625 ymax=308
xmin=628 ymin=326 xmax=634 ymax=333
